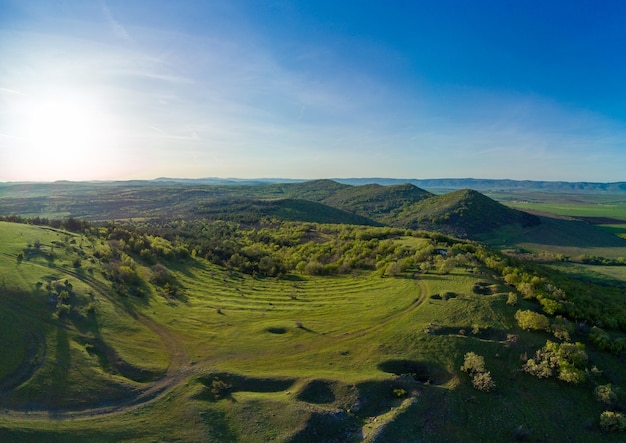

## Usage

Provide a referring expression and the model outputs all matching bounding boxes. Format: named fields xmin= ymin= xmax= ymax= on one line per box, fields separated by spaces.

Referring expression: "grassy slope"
xmin=395 ymin=189 xmax=540 ymax=236
xmin=0 ymin=222 xmax=624 ymax=441
xmin=0 ymin=223 xmax=169 ymax=409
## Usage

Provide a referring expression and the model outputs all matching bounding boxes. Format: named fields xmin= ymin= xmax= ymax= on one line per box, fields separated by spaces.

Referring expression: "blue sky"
xmin=1 ymin=0 xmax=625 ymax=182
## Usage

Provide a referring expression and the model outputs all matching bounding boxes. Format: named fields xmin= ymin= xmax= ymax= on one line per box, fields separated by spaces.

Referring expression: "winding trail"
xmin=1 ymin=263 xmax=431 ymax=421
xmin=0 ymin=262 xmax=198 ymax=420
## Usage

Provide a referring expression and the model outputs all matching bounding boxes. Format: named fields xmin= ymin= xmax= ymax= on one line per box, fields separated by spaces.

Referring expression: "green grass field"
xmin=0 ymin=222 xmax=623 ymax=441
xmin=481 ymin=192 xmax=626 ymax=260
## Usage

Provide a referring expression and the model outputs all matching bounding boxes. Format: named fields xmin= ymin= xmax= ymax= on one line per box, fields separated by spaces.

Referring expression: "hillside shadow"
xmin=287 ymin=410 xmax=359 ymax=443
xmin=377 ymin=359 xmax=451 ymax=385
xmin=195 ymin=373 xmax=296 ymax=402
xmin=296 ymin=380 xmax=336 ymax=404
xmin=507 ymin=216 xmax=626 ymax=248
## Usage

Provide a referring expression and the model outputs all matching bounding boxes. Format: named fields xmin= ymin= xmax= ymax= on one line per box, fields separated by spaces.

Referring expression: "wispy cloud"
xmin=100 ymin=0 xmax=132 ymax=42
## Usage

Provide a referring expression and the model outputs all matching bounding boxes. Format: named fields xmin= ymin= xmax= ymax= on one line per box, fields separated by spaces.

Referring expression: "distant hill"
xmin=148 ymin=177 xmax=626 ymax=194
xmin=393 ymin=189 xmax=541 ymax=236
xmin=0 ymin=180 xmax=541 ymax=237
xmin=193 ymin=197 xmax=380 ymax=226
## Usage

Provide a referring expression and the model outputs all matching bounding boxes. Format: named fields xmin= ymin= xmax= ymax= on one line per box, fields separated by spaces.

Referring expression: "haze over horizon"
xmin=1 ymin=1 xmax=625 ymax=183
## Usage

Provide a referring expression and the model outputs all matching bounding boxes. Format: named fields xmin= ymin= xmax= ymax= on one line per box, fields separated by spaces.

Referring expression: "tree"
xmin=515 ymin=309 xmax=550 ymax=331
xmin=472 ymin=371 xmax=496 ymax=392
xmin=523 ymin=341 xmax=587 ymax=384
xmin=600 ymin=411 xmax=626 ymax=432
xmin=461 ymin=352 xmax=496 ymax=392
xmin=595 ymin=384 xmax=618 ymax=407
xmin=461 ymin=352 xmax=485 ymax=374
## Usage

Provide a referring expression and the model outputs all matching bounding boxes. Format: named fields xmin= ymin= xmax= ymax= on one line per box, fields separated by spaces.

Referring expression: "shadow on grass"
xmin=296 ymin=380 xmax=336 ymax=404
xmin=377 ymin=359 xmax=452 ymax=385
xmin=287 ymin=410 xmax=360 ymax=443
xmin=195 ymin=373 xmax=296 ymax=402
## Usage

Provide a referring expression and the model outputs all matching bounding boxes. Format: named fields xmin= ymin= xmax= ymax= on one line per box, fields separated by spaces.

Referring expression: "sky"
xmin=1 ymin=0 xmax=625 ymax=182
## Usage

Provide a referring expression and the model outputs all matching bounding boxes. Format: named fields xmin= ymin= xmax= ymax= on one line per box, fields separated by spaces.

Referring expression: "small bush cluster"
xmin=522 ymin=340 xmax=587 ymax=384
xmin=392 ymin=388 xmax=408 ymax=398
xmin=209 ymin=378 xmax=232 ymax=400
xmin=600 ymin=411 xmax=626 ymax=432
xmin=461 ymin=352 xmax=495 ymax=392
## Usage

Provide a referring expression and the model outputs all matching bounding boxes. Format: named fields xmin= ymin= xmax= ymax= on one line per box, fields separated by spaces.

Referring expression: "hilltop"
xmin=392 ymin=189 xmax=541 ymax=236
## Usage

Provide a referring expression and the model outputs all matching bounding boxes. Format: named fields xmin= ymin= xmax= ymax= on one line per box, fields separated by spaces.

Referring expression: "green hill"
xmin=323 ymin=182 xmax=433 ymax=220
xmin=193 ymin=197 xmax=380 ymax=226
xmin=394 ymin=189 xmax=541 ymax=236
xmin=17 ymin=180 xmax=626 ymax=247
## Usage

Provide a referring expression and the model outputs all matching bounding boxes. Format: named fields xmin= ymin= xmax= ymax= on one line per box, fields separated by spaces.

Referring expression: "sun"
xmin=8 ymin=88 xmax=120 ymax=180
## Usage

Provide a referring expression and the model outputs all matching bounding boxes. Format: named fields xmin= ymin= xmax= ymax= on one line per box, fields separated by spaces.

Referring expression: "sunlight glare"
xmin=10 ymin=88 xmax=120 ymax=180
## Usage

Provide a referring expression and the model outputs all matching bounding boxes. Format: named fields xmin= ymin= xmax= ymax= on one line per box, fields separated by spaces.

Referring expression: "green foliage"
xmin=392 ymin=388 xmax=407 ymax=398
xmin=472 ymin=371 xmax=496 ymax=392
xmin=1 ymin=183 xmax=626 ymax=441
xmin=589 ymin=326 xmax=626 ymax=354
xmin=515 ymin=310 xmax=550 ymax=331
xmin=594 ymin=384 xmax=619 ymax=407
xmin=551 ymin=316 xmax=574 ymax=342
xmin=209 ymin=378 xmax=232 ymax=400
xmin=523 ymin=341 xmax=588 ymax=384
xmin=600 ymin=411 xmax=626 ymax=432
xmin=506 ymin=292 xmax=518 ymax=306
xmin=460 ymin=352 xmax=486 ymax=375
xmin=461 ymin=352 xmax=495 ymax=392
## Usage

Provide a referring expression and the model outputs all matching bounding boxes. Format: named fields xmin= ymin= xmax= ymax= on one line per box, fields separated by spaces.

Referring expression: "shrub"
xmin=472 ymin=371 xmax=496 ymax=392
xmin=523 ymin=341 xmax=587 ymax=384
xmin=209 ymin=378 xmax=232 ymax=400
xmin=461 ymin=352 xmax=495 ymax=391
xmin=506 ymin=292 xmax=518 ymax=306
xmin=461 ymin=352 xmax=485 ymax=375
xmin=595 ymin=384 xmax=618 ymax=407
xmin=392 ymin=388 xmax=408 ymax=398
xmin=515 ymin=309 xmax=550 ymax=331
xmin=600 ymin=411 xmax=626 ymax=432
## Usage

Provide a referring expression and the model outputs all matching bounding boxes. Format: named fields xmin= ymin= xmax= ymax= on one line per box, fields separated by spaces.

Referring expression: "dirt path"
xmin=0 ymin=263 xmax=198 ymax=420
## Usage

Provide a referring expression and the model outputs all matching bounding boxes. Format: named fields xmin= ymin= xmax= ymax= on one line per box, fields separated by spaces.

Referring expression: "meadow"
xmin=1 ymin=219 xmax=625 ymax=442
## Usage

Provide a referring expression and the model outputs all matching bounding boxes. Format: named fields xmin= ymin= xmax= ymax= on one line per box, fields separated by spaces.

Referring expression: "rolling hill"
xmin=0 ymin=179 xmax=544 ymax=239
xmin=390 ymin=189 xmax=541 ymax=236
xmin=1 ymin=178 xmax=626 ymax=441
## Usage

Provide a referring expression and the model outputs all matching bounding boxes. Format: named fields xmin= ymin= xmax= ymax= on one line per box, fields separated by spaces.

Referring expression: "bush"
xmin=472 ymin=371 xmax=496 ymax=392
xmin=461 ymin=352 xmax=495 ymax=392
xmin=506 ymin=292 xmax=518 ymax=306
xmin=461 ymin=352 xmax=485 ymax=375
xmin=209 ymin=378 xmax=232 ymax=400
xmin=595 ymin=384 xmax=618 ymax=407
xmin=392 ymin=388 xmax=408 ymax=398
xmin=515 ymin=309 xmax=550 ymax=331
xmin=600 ymin=411 xmax=626 ymax=432
xmin=523 ymin=341 xmax=587 ymax=384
